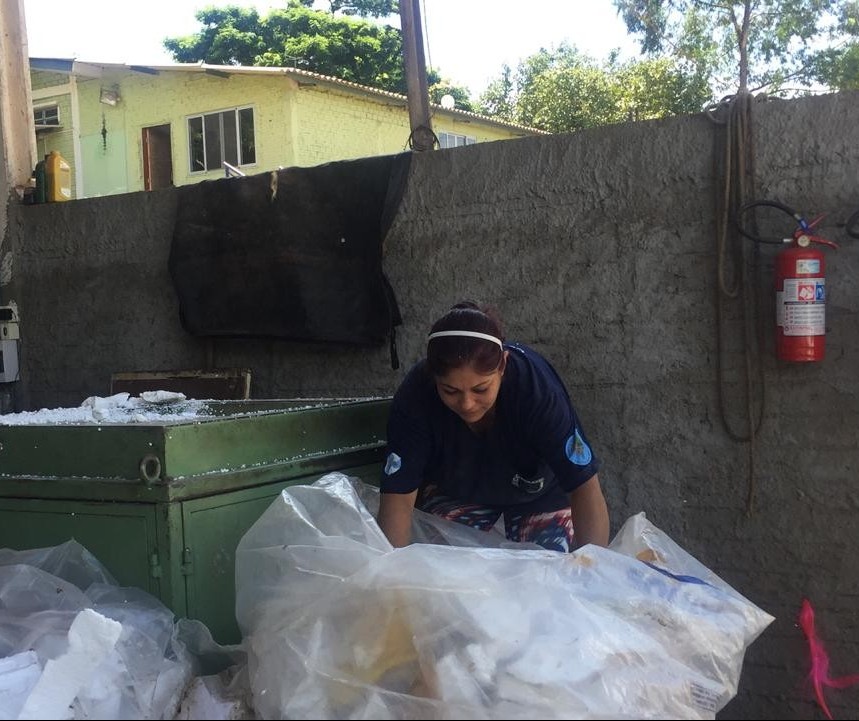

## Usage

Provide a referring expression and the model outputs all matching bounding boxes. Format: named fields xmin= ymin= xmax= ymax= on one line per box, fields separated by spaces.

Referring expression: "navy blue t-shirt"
xmin=380 ymin=342 xmax=601 ymax=509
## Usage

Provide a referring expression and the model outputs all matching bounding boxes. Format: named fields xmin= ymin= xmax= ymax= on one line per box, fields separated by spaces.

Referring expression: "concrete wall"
xmin=3 ymin=90 xmax=859 ymax=719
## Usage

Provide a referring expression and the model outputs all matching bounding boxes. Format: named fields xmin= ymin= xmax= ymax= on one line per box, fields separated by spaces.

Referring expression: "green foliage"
xmin=807 ymin=41 xmax=859 ymax=89
xmin=806 ymin=1 xmax=859 ymax=89
xmin=163 ymin=1 xmax=406 ymax=93
xmin=162 ymin=1 xmax=750 ymax=134
xmin=613 ymin=0 xmax=858 ymax=96
xmin=477 ymin=65 xmax=516 ymax=121
xmin=428 ymin=83 xmax=475 ymax=112
xmin=476 ymin=44 xmax=711 ymax=133
xmin=163 ymin=7 xmax=268 ymax=66
xmin=327 ymin=0 xmax=398 ymax=16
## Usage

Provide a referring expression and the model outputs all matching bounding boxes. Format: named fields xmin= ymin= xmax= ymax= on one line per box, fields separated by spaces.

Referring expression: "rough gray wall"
xmin=5 ymin=90 xmax=859 ymax=719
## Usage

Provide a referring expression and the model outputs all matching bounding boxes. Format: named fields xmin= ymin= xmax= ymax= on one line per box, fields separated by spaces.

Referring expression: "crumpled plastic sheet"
xmin=0 ymin=539 xmax=234 ymax=720
xmin=236 ymin=473 xmax=775 ymax=720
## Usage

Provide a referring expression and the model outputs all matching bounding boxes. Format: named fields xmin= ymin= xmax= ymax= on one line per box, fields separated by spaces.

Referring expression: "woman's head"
xmin=426 ymin=301 xmax=507 ymax=426
xmin=427 ymin=301 xmax=505 ymax=375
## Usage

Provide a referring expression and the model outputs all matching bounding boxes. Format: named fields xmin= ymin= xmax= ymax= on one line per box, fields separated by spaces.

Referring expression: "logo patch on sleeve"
xmin=565 ymin=430 xmax=592 ymax=466
xmin=384 ymin=452 xmax=402 ymax=475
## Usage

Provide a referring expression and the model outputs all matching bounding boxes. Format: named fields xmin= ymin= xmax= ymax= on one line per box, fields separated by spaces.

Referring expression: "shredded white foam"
xmin=0 ymin=392 xmax=205 ymax=426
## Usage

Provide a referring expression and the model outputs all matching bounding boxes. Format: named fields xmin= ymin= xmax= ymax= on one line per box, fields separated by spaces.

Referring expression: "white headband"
xmin=427 ymin=330 xmax=504 ymax=348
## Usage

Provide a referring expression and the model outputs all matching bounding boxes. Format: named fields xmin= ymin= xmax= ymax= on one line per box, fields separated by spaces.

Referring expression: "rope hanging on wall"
xmin=709 ymin=93 xmax=766 ymax=517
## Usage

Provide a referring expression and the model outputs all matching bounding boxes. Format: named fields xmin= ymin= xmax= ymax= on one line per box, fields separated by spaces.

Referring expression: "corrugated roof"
xmin=29 ymin=57 xmax=549 ymax=136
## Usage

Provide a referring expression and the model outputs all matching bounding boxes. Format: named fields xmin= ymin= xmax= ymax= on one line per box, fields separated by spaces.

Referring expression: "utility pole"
xmin=399 ymin=0 xmax=435 ymax=152
xmin=0 ymin=0 xmax=37 ymax=198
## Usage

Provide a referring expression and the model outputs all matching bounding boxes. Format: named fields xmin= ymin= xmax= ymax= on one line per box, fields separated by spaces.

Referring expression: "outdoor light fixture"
xmin=99 ymin=88 xmax=120 ymax=106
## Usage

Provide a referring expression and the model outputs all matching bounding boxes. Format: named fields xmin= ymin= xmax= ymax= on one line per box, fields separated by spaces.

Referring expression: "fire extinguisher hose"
xmin=736 ymin=200 xmax=808 ymax=244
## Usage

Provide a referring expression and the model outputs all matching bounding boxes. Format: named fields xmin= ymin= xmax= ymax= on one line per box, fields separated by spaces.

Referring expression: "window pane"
xmin=203 ymin=113 xmax=222 ymax=171
xmin=222 ymin=111 xmax=238 ymax=167
xmin=34 ymin=106 xmax=59 ymax=125
xmin=239 ymin=108 xmax=256 ymax=165
xmin=188 ymin=116 xmax=204 ymax=172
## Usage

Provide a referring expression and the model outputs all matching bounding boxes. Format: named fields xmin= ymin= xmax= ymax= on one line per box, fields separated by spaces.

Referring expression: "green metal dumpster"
xmin=0 ymin=397 xmax=391 ymax=644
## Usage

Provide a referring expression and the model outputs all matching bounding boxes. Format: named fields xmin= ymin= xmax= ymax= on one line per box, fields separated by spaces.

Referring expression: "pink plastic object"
xmin=799 ymin=598 xmax=859 ymax=719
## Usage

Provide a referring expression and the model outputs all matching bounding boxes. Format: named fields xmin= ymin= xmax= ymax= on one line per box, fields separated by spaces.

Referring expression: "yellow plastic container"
xmin=45 ymin=150 xmax=72 ymax=202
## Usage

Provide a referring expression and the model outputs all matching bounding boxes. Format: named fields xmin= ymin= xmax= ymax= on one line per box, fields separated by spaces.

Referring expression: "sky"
xmin=22 ymin=0 xmax=640 ymax=97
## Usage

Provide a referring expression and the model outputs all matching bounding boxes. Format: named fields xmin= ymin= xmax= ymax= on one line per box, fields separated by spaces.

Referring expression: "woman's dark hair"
xmin=426 ymin=301 xmax=505 ymax=376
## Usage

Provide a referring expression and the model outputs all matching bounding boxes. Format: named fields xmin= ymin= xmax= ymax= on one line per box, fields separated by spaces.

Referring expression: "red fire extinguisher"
xmin=738 ymin=201 xmax=838 ymax=362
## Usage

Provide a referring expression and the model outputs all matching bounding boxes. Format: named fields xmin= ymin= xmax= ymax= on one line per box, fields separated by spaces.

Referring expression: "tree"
xmin=476 ymin=44 xmax=711 ymax=133
xmin=477 ymin=65 xmax=516 ymax=121
xmin=327 ymin=0 xmax=398 ymax=16
xmin=613 ymin=0 xmax=859 ymax=96
xmin=163 ymin=1 xmax=470 ymax=101
xmin=428 ymin=82 xmax=475 ymax=112
xmin=806 ymin=1 xmax=859 ymax=89
xmin=163 ymin=1 xmax=407 ymax=93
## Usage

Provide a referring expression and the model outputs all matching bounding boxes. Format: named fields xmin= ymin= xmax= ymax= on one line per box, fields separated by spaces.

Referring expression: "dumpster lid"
xmin=0 ymin=396 xmax=392 ymax=491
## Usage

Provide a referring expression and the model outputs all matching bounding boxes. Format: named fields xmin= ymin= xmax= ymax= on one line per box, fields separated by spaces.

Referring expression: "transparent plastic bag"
xmin=0 ymin=540 xmax=198 ymax=719
xmin=236 ymin=473 xmax=774 ymax=720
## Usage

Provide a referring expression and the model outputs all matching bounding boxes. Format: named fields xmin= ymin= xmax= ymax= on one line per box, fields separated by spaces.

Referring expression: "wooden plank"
xmin=110 ymin=368 xmax=251 ymax=400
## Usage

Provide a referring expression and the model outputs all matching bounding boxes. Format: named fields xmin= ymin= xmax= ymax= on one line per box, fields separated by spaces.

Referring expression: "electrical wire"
xmin=420 ymin=0 xmax=432 ymax=78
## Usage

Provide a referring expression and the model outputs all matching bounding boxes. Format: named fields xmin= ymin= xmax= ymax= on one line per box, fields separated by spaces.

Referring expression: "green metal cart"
xmin=0 ymin=397 xmax=391 ymax=643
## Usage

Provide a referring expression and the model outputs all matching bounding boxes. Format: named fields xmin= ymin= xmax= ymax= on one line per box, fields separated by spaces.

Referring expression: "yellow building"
xmin=29 ymin=58 xmax=547 ymax=199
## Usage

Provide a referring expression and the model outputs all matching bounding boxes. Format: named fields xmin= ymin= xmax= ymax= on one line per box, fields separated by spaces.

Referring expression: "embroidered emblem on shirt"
xmin=565 ymin=430 xmax=592 ymax=466
xmin=384 ymin=452 xmax=402 ymax=475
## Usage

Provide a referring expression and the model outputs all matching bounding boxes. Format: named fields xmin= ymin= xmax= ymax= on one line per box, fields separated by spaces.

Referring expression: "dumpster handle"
xmin=139 ymin=454 xmax=162 ymax=484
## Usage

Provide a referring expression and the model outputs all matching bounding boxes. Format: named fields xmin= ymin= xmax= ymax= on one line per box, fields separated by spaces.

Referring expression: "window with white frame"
xmin=33 ymin=105 xmax=60 ymax=128
xmin=187 ymin=106 xmax=256 ymax=173
xmin=438 ymin=131 xmax=476 ymax=149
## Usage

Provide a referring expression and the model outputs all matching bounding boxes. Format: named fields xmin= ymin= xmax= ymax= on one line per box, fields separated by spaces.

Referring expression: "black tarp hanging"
xmin=168 ymin=152 xmax=411 ymax=368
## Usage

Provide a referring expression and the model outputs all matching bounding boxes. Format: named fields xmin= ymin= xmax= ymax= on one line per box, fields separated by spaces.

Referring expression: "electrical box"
xmin=0 ymin=339 xmax=18 ymax=382
xmin=0 ymin=304 xmax=20 ymax=382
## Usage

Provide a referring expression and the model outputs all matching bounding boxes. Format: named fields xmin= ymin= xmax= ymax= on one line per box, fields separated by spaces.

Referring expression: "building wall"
xmin=291 ymin=84 xmax=409 ymax=166
xmin=29 ymin=69 xmax=65 ymax=91
xmin=30 ymin=77 xmax=76 ymax=197
xmin=290 ymin=82 xmax=528 ymax=167
xmin=74 ymin=71 xmax=291 ymax=193
xmin=29 ymin=66 xmax=535 ymax=196
xmin=4 ymin=90 xmax=859 ymax=719
xmin=75 ymin=81 xmax=128 ymax=198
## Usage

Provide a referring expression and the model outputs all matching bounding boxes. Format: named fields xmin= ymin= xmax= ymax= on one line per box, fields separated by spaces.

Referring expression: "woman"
xmin=378 ymin=301 xmax=609 ymax=552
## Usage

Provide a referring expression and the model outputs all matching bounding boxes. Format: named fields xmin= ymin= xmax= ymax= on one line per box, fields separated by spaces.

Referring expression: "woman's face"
xmin=434 ymin=352 xmax=507 ymax=427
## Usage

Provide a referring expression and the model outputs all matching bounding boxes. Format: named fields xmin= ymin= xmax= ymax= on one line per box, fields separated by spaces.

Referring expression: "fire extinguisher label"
xmin=796 ymin=259 xmax=821 ymax=274
xmin=779 ymin=278 xmax=825 ymax=336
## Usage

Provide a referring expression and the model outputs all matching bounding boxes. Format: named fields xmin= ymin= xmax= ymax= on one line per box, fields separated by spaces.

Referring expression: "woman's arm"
xmin=377 ymin=489 xmax=418 ymax=548
xmin=568 ymin=474 xmax=609 ymax=549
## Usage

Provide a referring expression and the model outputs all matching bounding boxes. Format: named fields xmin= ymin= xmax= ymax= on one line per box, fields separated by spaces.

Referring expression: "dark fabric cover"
xmin=169 ymin=152 xmax=410 ymax=355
